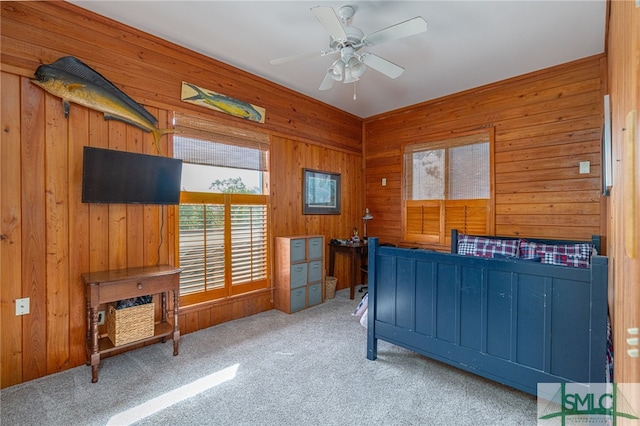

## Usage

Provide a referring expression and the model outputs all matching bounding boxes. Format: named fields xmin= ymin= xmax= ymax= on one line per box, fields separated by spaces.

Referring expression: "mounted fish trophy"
xmin=180 ymin=81 xmax=265 ymax=123
xmin=31 ymin=56 xmax=172 ymax=155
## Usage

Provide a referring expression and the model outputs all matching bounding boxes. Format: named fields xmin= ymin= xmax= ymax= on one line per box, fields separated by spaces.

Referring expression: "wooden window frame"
xmin=172 ymin=112 xmax=270 ymax=306
xmin=178 ymin=192 xmax=269 ymax=306
xmin=402 ymin=129 xmax=495 ymax=248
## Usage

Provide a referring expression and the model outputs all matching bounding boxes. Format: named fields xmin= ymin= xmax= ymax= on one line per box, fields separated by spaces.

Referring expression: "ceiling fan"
xmin=270 ymin=5 xmax=428 ymax=92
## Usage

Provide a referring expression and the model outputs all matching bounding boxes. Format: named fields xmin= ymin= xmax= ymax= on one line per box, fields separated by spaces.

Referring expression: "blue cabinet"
xmin=275 ymin=235 xmax=325 ymax=313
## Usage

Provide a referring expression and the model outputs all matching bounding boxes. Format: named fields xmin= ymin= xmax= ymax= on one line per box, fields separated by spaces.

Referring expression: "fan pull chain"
xmin=353 ymin=82 xmax=357 ymax=100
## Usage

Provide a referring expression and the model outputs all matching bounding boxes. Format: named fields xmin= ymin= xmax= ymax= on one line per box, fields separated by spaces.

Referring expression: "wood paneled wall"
xmin=363 ymin=55 xmax=607 ymax=247
xmin=270 ymin=135 xmax=365 ymax=290
xmin=607 ymin=0 xmax=640 ymax=391
xmin=2 ymin=0 xmax=631 ymax=392
xmin=1 ymin=1 xmax=363 ymax=388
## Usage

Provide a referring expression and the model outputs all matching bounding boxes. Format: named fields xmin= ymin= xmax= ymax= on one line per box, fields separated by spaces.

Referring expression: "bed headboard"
xmin=450 ymin=229 xmax=602 ymax=255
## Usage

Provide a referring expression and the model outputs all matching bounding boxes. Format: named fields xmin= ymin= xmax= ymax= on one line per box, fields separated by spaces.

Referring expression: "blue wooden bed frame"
xmin=366 ymin=232 xmax=609 ymax=396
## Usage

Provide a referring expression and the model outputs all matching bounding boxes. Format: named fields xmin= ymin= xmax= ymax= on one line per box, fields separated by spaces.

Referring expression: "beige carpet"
xmin=0 ymin=288 xmax=537 ymax=425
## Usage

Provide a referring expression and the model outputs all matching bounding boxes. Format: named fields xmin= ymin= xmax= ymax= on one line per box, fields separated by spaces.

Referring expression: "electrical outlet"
xmin=97 ymin=310 xmax=105 ymax=325
xmin=16 ymin=298 xmax=30 ymax=316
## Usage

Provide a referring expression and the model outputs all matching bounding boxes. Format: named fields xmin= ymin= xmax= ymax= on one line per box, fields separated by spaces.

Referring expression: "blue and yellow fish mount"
xmin=180 ymin=81 xmax=265 ymax=124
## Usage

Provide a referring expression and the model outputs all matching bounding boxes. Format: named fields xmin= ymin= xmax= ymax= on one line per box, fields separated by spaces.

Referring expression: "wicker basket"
xmin=325 ymin=276 xmax=337 ymax=299
xmin=107 ymin=302 xmax=155 ymax=346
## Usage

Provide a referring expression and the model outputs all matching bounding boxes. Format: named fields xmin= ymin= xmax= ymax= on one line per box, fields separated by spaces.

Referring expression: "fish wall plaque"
xmin=181 ymin=81 xmax=265 ymax=124
xmin=31 ymin=56 xmax=171 ymax=154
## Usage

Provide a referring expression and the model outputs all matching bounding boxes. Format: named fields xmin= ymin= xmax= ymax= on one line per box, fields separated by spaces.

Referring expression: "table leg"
xmin=85 ymin=299 xmax=91 ymax=366
xmin=161 ymin=292 xmax=167 ymax=343
xmin=329 ymin=245 xmax=336 ymax=276
xmin=172 ymin=289 xmax=180 ymax=356
xmin=350 ymin=248 xmax=358 ymax=299
xmin=90 ymin=307 xmax=99 ymax=383
xmin=161 ymin=291 xmax=167 ymax=322
xmin=85 ymin=299 xmax=90 ymax=342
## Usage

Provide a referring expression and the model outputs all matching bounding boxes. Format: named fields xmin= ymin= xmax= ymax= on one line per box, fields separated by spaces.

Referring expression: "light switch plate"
xmin=579 ymin=161 xmax=590 ymax=174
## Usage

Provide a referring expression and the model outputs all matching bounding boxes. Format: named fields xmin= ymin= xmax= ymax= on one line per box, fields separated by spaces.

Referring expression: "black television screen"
xmin=82 ymin=147 xmax=182 ymax=205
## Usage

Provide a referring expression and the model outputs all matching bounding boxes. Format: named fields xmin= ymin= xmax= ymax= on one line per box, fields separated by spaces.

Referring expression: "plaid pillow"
xmin=457 ymin=234 xmax=520 ymax=258
xmin=520 ymin=240 xmax=592 ymax=268
xmin=540 ymin=252 xmax=592 ymax=268
xmin=457 ymin=241 xmax=478 ymax=256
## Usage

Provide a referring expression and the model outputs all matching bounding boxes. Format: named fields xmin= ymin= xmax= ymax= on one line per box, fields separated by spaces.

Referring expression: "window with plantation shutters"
xmin=403 ymin=131 xmax=494 ymax=247
xmin=173 ymin=113 xmax=270 ymax=304
xmin=178 ymin=203 xmax=225 ymax=295
xmin=230 ymin=201 xmax=268 ymax=285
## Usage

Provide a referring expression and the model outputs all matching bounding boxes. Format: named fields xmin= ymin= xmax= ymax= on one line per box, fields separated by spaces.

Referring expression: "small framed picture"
xmin=303 ymin=168 xmax=341 ymax=215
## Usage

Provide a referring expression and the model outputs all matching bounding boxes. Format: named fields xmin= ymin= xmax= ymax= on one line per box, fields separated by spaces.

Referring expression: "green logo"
xmin=538 ymin=383 xmax=639 ymax=425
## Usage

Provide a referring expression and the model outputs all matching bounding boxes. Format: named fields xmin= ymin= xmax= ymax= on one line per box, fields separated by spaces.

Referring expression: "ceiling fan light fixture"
xmin=328 ymin=59 xmax=345 ymax=81
xmin=347 ymin=56 xmax=366 ymax=79
xmin=344 ymin=70 xmax=357 ymax=84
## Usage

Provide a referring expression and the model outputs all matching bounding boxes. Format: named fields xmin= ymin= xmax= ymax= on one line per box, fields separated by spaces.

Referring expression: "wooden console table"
xmin=82 ymin=265 xmax=181 ymax=383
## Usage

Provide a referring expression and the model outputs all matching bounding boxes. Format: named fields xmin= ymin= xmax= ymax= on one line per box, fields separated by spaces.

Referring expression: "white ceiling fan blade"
xmin=311 ymin=6 xmax=347 ymax=41
xmin=270 ymin=50 xmax=323 ymax=65
xmin=363 ymin=17 xmax=427 ymax=46
xmin=361 ymin=54 xmax=405 ymax=79
xmin=319 ymin=72 xmax=337 ymax=91
xmin=270 ymin=48 xmax=339 ymax=65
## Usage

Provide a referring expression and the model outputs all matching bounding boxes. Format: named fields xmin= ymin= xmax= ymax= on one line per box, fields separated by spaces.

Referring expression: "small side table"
xmin=82 ymin=265 xmax=181 ymax=383
xmin=328 ymin=242 xmax=368 ymax=299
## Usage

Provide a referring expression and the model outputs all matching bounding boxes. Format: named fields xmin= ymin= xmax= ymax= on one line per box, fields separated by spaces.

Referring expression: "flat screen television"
xmin=82 ymin=146 xmax=182 ymax=204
